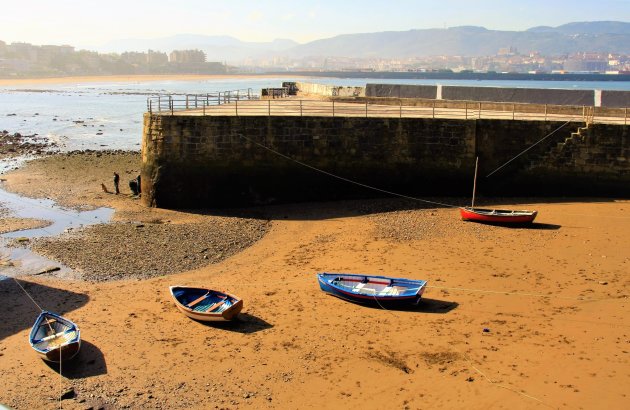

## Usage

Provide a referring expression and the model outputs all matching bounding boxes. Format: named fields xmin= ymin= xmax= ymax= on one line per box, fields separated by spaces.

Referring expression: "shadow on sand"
xmin=196 ymin=312 xmax=273 ymax=334
xmin=42 ymin=340 xmax=107 ymax=379
xmin=177 ymin=196 xmax=618 ymax=222
xmin=0 ymin=278 xmax=89 ymax=343
xmin=328 ymin=297 xmax=458 ymax=314
xmin=463 ymin=220 xmax=562 ymax=230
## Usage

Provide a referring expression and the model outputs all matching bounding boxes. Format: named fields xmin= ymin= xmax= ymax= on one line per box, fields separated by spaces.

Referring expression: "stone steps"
xmin=529 ymin=123 xmax=591 ymax=168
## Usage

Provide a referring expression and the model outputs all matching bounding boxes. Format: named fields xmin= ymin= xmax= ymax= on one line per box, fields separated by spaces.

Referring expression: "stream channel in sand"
xmin=0 ymin=182 xmax=114 ymax=280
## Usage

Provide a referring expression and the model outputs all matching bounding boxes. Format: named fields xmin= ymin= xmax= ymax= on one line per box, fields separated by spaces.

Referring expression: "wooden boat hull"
xmin=169 ymin=286 xmax=243 ymax=322
xmin=460 ymin=207 xmax=537 ymax=224
xmin=317 ymin=272 xmax=427 ymax=306
xmin=29 ymin=311 xmax=81 ymax=362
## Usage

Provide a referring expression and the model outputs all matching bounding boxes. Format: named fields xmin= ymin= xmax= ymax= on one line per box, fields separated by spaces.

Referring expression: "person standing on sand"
xmin=113 ymin=172 xmax=120 ymax=194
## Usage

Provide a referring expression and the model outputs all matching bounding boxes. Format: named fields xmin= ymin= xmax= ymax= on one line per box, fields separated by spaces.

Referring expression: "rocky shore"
xmin=0 ymin=130 xmax=58 ymax=158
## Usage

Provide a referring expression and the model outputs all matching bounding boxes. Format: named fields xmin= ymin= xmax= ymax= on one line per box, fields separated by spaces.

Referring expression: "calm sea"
xmin=1 ymin=76 xmax=629 ymax=152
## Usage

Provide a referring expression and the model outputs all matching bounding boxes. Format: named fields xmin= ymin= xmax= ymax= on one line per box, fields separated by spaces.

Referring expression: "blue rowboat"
xmin=169 ymin=286 xmax=243 ymax=321
xmin=29 ymin=311 xmax=81 ymax=362
xmin=317 ymin=272 xmax=428 ymax=306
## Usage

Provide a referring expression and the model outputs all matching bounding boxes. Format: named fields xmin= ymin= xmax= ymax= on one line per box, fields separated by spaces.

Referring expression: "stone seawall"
xmin=141 ymin=113 xmax=628 ymax=208
xmin=307 ymin=82 xmax=630 ymax=108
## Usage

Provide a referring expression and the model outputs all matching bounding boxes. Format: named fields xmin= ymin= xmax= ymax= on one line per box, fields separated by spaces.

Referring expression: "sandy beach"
xmin=0 ymin=152 xmax=629 ymax=409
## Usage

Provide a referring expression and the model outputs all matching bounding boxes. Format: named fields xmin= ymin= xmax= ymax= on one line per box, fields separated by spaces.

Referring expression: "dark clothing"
xmin=129 ymin=179 xmax=139 ymax=196
xmin=113 ymin=172 xmax=120 ymax=194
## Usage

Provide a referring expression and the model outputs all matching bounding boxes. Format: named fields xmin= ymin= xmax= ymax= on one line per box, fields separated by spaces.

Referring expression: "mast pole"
xmin=471 ymin=156 xmax=479 ymax=208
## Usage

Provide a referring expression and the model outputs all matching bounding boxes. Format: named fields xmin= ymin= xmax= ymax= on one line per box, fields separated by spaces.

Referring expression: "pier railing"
xmin=147 ymin=88 xmax=258 ymax=114
xmin=147 ymin=95 xmax=629 ymax=125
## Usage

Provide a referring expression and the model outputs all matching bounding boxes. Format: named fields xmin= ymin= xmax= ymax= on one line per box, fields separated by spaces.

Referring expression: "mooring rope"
xmin=485 ymin=119 xmax=575 ymax=178
xmin=11 ymin=277 xmax=65 ymax=408
xmin=12 ymin=277 xmax=44 ymax=312
xmin=237 ymin=134 xmax=460 ymax=209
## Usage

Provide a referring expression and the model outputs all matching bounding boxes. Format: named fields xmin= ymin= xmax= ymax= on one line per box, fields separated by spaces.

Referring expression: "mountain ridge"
xmin=91 ymin=21 xmax=630 ymax=62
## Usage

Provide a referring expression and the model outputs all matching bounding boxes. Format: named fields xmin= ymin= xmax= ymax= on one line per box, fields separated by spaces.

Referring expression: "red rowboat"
xmin=459 ymin=207 xmax=537 ymax=224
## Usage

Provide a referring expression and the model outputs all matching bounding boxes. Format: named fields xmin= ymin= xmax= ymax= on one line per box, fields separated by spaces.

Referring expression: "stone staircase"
xmin=529 ymin=123 xmax=591 ymax=168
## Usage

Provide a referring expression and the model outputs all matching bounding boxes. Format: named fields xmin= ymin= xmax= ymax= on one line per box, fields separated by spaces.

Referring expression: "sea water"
xmin=1 ymin=76 xmax=629 ymax=152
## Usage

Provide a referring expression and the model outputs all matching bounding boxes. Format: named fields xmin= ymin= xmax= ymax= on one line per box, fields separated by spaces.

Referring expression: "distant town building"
xmin=169 ymin=49 xmax=206 ymax=63
xmin=564 ymin=53 xmax=609 ymax=72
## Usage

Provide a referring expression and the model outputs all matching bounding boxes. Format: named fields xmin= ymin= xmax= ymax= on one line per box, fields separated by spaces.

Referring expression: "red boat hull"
xmin=459 ymin=207 xmax=537 ymax=224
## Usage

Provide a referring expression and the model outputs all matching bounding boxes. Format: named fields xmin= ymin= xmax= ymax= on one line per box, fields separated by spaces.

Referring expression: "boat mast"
xmin=471 ymin=156 xmax=479 ymax=208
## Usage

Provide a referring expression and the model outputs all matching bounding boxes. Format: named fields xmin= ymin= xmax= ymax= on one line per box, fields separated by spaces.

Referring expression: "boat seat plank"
xmin=186 ymin=292 xmax=210 ymax=308
xmin=208 ymin=300 xmax=226 ymax=312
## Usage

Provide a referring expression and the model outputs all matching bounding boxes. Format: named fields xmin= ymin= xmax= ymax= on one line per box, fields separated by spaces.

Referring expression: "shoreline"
xmin=0 ymin=73 xmax=311 ymax=87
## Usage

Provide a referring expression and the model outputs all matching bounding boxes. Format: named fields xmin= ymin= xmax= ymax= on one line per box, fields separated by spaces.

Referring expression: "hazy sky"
xmin=2 ymin=0 xmax=629 ymax=47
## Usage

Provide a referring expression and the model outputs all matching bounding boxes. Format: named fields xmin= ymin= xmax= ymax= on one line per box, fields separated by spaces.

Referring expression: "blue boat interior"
xmin=173 ymin=288 xmax=235 ymax=313
xmin=30 ymin=313 xmax=79 ymax=352
xmin=329 ymin=275 xmax=423 ymax=297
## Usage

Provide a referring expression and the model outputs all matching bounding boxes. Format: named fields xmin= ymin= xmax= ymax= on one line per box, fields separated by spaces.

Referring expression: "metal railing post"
xmin=332 ymin=100 xmax=335 ymax=117
xmin=399 ymin=99 xmax=402 ymax=118
xmin=465 ymin=102 xmax=467 ymax=119
xmin=195 ymin=95 xmax=198 ymax=108
xmin=170 ymin=96 xmax=173 ymax=115
xmin=625 ymin=107 xmax=627 ymax=125
xmin=268 ymin=100 xmax=271 ymax=116
xmin=512 ymin=103 xmax=515 ymax=120
xmin=157 ymin=96 xmax=161 ymax=112
xmin=186 ymin=95 xmax=189 ymax=109
xmin=433 ymin=101 xmax=435 ymax=118
xmin=478 ymin=102 xmax=481 ymax=119
xmin=235 ymin=100 xmax=238 ymax=116
xmin=203 ymin=102 xmax=206 ymax=116
xmin=544 ymin=104 xmax=547 ymax=121
xmin=365 ymin=99 xmax=368 ymax=118
xmin=149 ymin=99 xmax=152 ymax=114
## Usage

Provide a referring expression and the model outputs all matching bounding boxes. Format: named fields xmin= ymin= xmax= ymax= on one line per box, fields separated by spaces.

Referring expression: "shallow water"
xmin=0 ymin=183 xmax=114 ymax=279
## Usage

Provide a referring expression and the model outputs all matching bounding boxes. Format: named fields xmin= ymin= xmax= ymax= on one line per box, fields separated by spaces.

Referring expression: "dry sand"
xmin=0 ymin=153 xmax=629 ymax=409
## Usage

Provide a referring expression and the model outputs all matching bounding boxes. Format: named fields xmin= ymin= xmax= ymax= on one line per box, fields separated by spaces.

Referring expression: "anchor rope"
xmin=11 ymin=277 xmax=66 ymax=408
xmin=485 ymin=119 xmax=575 ymax=178
xmin=237 ymin=133 xmax=460 ymax=209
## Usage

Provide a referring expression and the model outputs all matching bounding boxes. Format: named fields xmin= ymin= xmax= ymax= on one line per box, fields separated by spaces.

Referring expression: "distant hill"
xmin=282 ymin=22 xmax=630 ymax=58
xmin=527 ymin=21 xmax=630 ymax=35
xmin=93 ymin=21 xmax=630 ymax=62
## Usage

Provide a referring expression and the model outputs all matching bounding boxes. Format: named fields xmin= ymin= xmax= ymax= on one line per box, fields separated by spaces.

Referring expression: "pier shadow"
xmin=0 ymin=278 xmax=89 ymax=342
xmin=196 ymin=312 xmax=272 ymax=334
xmin=180 ymin=195 xmax=620 ymax=222
xmin=42 ymin=340 xmax=107 ymax=379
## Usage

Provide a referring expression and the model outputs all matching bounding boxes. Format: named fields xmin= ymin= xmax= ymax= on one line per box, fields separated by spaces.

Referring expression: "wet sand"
xmin=0 ymin=153 xmax=629 ymax=409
